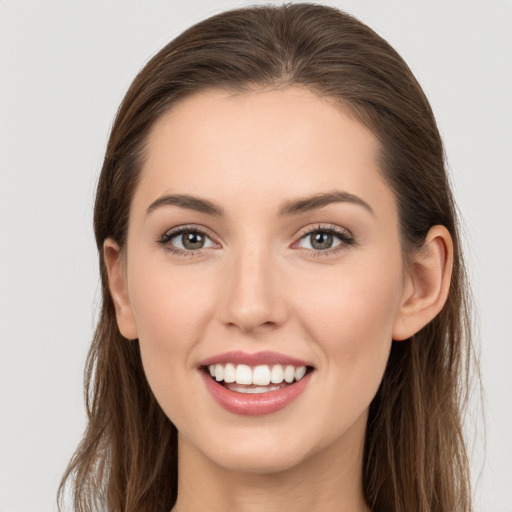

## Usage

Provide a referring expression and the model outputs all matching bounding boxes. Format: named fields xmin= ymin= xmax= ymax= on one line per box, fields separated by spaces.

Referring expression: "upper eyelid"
xmin=161 ymin=224 xmax=217 ymax=240
xmin=160 ymin=223 xmax=351 ymax=239
xmin=295 ymin=223 xmax=352 ymax=239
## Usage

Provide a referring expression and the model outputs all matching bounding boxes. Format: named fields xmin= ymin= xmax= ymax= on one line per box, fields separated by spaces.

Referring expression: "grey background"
xmin=1 ymin=1 xmax=511 ymax=511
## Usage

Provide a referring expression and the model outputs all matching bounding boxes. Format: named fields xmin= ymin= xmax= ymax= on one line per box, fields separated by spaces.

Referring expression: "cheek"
xmin=291 ymin=253 xmax=403 ymax=398
xmin=296 ymin=259 xmax=402 ymax=341
xmin=128 ymin=251 xmax=214 ymax=337
xmin=125 ymin=257 xmax=217 ymax=406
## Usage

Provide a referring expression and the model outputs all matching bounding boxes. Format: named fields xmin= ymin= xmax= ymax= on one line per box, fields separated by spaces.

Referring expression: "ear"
xmin=103 ymin=238 xmax=138 ymax=340
xmin=392 ymin=225 xmax=454 ymax=341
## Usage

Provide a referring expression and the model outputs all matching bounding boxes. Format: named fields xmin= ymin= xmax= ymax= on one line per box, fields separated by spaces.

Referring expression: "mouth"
xmin=199 ymin=352 xmax=315 ymax=416
xmin=202 ymin=363 xmax=314 ymax=394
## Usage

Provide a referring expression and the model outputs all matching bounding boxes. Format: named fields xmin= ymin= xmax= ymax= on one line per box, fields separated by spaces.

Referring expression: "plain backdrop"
xmin=1 ymin=1 xmax=511 ymax=511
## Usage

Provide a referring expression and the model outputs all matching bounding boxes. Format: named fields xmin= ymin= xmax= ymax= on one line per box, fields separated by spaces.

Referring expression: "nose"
xmin=216 ymin=243 xmax=287 ymax=333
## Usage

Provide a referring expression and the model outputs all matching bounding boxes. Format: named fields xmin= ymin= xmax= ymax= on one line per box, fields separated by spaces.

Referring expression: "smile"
xmin=207 ymin=363 xmax=308 ymax=392
xmin=200 ymin=351 xmax=314 ymax=415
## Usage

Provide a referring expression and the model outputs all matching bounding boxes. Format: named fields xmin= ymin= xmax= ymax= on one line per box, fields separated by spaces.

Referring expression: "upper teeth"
xmin=208 ymin=363 xmax=307 ymax=385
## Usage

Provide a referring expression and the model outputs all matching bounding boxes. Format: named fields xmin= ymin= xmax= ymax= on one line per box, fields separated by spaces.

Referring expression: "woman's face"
xmin=113 ymin=87 xmax=413 ymax=474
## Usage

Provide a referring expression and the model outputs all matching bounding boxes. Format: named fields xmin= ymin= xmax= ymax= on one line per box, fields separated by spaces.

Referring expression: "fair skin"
xmin=104 ymin=87 xmax=453 ymax=512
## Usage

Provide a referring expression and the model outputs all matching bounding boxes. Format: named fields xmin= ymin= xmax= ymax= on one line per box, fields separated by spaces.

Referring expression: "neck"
xmin=172 ymin=413 xmax=370 ymax=512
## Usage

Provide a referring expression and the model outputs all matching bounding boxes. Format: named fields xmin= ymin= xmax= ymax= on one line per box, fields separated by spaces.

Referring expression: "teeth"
xmin=270 ymin=365 xmax=284 ymax=383
xmin=223 ymin=363 xmax=236 ymax=383
xmin=284 ymin=365 xmax=295 ymax=383
xmin=206 ymin=363 xmax=308 ymax=386
xmin=253 ymin=365 xmax=271 ymax=385
xmin=235 ymin=364 xmax=252 ymax=385
xmin=228 ymin=384 xmax=283 ymax=394
xmin=214 ymin=364 xmax=224 ymax=382
xmin=295 ymin=366 xmax=307 ymax=381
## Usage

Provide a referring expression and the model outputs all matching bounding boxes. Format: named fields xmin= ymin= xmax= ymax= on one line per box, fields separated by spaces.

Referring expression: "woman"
xmin=58 ymin=3 xmax=473 ymax=511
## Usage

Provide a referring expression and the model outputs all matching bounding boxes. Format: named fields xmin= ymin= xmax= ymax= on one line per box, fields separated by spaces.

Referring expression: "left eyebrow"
xmin=277 ymin=190 xmax=374 ymax=217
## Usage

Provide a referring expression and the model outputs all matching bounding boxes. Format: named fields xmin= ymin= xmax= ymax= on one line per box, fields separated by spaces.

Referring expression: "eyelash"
xmin=157 ymin=224 xmax=355 ymax=258
xmin=157 ymin=224 xmax=217 ymax=258
xmin=295 ymin=224 xmax=355 ymax=258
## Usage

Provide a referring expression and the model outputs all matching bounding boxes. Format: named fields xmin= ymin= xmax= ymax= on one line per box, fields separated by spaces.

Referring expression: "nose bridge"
xmin=218 ymin=235 xmax=285 ymax=332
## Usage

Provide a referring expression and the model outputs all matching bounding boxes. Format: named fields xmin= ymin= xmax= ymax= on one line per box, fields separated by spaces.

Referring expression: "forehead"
xmin=134 ymin=86 xmax=395 ymax=219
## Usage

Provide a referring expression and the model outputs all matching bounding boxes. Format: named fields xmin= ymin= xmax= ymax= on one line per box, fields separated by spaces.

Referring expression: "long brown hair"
xmin=58 ymin=4 xmax=474 ymax=511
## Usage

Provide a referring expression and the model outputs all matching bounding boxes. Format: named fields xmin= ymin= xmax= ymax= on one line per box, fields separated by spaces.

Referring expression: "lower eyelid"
xmin=305 ymin=245 xmax=346 ymax=258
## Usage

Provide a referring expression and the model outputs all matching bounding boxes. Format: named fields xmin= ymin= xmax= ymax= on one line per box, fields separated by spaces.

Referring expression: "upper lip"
xmin=200 ymin=350 xmax=312 ymax=368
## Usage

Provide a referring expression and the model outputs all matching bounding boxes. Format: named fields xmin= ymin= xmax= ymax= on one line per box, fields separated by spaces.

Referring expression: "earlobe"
xmin=103 ymin=238 xmax=138 ymax=340
xmin=392 ymin=225 xmax=453 ymax=341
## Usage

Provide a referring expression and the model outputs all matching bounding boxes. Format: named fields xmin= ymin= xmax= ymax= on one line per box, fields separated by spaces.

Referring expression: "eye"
xmin=296 ymin=225 xmax=354 ymax=252
xmin=158 ymin=226 xmax=218 ymax=254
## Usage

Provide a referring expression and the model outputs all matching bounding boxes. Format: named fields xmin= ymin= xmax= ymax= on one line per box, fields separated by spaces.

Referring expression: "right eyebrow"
xmin=145 ymin=194 xmax=225 ymax=217
xmin=277 ymin=190 xmax=374 ymax=217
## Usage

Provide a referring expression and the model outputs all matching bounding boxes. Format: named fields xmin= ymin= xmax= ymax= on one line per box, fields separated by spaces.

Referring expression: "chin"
xmin=178 ymin=410 xmax=366 ymax=477
xmin=206 ymin=437 xmax=316 ymax=475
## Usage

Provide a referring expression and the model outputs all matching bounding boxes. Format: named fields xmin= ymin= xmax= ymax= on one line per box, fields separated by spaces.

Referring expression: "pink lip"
xmin=200 ymin=350 xmax=311 ymax=367
xmin=200 ymin=370 xmax=312 ymax=416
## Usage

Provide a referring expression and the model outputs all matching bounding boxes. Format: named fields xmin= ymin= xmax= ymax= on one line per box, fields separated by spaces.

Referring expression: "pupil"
xmin=311 ymin=232 xmax=332 ymax=250
xmin=183 ymin=231 xmax=204 ymax=250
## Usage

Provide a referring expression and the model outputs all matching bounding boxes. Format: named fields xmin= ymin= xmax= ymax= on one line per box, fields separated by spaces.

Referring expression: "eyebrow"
xmin=146 ymin=194 xmax=225 ymax=217
xmin=277 ymin=190 xmax=374 ymax=217
xmin=145 ymin=190 xmax=374 ymax=217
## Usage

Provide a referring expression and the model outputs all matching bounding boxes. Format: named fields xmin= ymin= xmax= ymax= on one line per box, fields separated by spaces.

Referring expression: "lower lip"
xmin=201 ymin=371 xmax=312 ymax=416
